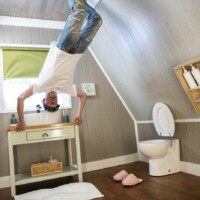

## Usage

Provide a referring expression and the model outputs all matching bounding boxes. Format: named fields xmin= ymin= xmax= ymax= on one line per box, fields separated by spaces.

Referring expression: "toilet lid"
xmin=152 ymin=102 xmax=175 ymax=137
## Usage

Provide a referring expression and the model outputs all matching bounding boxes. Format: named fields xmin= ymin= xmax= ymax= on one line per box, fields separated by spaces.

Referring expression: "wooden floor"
xmin=1 ymin=161 xmax=200 ymax=200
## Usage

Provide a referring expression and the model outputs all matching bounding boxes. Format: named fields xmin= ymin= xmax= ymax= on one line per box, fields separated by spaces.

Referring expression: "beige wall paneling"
xmin=14 ymin=141 xmax=67 ymax=174
xmin=176 ymin=122 xmax=200 ymax=164
xmin=137 ymin=123 xmax=159 ymax=142
xmin=71 ymin=51 xmax=136 ymax=163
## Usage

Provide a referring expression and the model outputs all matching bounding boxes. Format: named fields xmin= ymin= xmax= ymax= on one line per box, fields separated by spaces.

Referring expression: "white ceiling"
xmin=0 ymin=0 xmax=101 ymax=21
xmin=0 ymin=0 xmax=68 ymax=21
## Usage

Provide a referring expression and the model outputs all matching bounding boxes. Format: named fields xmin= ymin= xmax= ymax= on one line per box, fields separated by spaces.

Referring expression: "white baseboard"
xmin=0 ymin=176 xmax=10 ymax=189
xmin=81 ymin=153 xmax=139 ymax=173
xmin=181 ymin=161 xmax=200 ymax=176
xmin=1 ymin=155 xmax=199 ymax=189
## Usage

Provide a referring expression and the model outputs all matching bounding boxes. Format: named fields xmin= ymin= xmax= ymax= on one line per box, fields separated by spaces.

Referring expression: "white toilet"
xmin=138 ymin=102 xmax=181 ymax=176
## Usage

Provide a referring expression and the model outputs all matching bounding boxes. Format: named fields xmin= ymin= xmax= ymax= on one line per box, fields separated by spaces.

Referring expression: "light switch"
xmin=81 ymin=83 xmax=96 ymax=96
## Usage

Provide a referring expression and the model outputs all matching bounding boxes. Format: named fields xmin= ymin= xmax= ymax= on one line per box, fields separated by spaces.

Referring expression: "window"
xmin=0 ymin=45 xmax=72 ymax=113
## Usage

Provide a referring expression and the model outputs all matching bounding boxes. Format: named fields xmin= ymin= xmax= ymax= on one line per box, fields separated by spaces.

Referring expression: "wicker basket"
xmin=31 ymin=162 xmax=63 ymax=177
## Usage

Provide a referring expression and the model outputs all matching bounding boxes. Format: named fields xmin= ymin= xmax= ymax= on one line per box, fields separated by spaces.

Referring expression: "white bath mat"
xmin=14 ymin=182 xmax=104 ymax=200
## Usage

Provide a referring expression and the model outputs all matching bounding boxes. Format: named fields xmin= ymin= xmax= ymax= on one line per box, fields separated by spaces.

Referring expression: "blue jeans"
xmin=56 ymin=0 xmax=102 ymax=54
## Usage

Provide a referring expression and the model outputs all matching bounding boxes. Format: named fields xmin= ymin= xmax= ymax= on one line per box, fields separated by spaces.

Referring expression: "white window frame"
xmin=0 ymin=44 xmax=72 ymax=113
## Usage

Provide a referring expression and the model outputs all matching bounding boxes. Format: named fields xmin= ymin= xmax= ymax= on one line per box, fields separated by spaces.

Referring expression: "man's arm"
xmin=16 ymin=86 xmax=33 ymax=131
xmin=74 ymin=89 xmax=87 ymax=126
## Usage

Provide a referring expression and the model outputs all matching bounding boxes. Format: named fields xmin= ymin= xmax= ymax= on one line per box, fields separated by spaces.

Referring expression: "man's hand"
xmin=16 ymin=121 xmax=25 ymax=132
xmin=74 ymin=115 xmax=83 ymax=126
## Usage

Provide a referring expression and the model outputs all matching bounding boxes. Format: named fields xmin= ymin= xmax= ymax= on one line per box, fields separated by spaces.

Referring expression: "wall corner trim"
xmin=88 ymin=47 xmax=137 ymax=123
xmin=88 ymin=47 xmax=139 ymax=144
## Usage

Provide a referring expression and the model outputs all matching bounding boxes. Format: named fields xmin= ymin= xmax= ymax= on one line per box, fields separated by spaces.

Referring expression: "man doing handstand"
xmin=16 ymin=0 xmax=102 ymax=131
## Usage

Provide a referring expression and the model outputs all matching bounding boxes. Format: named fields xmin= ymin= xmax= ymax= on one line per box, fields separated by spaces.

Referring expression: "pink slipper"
xmin=122 ymin=173 xmax=143 ymax=186
xmin=113 ymin=170 xmax=129 ymax=181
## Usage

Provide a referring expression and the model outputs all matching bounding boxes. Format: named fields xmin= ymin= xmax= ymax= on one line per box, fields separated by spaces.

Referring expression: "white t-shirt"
xmin=32 ymin=45 xmax=83 ymax=96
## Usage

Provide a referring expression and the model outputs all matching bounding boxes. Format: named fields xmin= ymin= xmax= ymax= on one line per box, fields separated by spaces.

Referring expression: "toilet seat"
xmin=152 ymin=102 xmax=175 ymax=137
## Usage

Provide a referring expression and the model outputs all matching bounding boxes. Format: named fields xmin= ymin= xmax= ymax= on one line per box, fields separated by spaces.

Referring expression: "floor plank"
xmin=1 ymin=162 xmax=200 ymax=200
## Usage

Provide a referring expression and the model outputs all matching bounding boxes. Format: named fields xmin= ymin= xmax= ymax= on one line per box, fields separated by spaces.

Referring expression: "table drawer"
xmin=27 ymin=129 xmax=63 ymax=141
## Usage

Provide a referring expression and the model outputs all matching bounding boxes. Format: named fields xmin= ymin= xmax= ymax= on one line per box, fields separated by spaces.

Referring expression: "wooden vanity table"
xmin=7 ymin=123 xmax=82 ymax=196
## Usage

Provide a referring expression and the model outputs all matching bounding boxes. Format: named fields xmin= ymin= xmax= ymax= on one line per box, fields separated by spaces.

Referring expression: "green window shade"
xmin=3 ymin=48 xmax=49 ymax=79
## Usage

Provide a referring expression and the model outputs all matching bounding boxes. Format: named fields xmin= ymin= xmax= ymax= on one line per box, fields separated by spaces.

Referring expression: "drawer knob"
xmin=42 ymin=133 xmax=49 ymax=137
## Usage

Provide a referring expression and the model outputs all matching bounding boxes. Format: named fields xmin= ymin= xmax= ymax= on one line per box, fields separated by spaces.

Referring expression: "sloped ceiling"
xmin=0 ymin=0 xmax=100 ymax=20
xmin=1 ymin=0 xmax=200 ymax=120
xmin=0 ymin=0 xmax=68 ymax=21
xmin=90 ymin=0 xmax=200 ymax=120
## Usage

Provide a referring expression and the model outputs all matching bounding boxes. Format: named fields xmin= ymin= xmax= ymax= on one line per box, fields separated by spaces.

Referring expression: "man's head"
xmin=42 ymin=91 xmax=60 ymax=112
